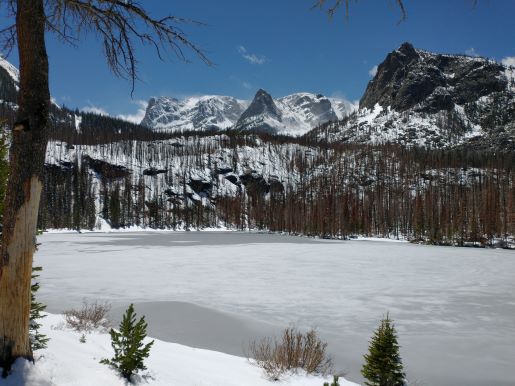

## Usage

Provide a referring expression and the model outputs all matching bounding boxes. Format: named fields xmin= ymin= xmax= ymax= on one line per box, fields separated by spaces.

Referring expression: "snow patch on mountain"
xmin=0 ymin=56 xmax=19 ymax=87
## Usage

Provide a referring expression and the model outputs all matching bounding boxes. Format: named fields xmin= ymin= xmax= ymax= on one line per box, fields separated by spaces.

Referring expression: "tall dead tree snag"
xmin=0 ymin=0 xmax=49 ymax=373
xmin=0 ymin=0 xmax=209 ymax=374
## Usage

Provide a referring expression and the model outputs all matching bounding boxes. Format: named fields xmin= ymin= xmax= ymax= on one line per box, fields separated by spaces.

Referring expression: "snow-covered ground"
xmin=34 ymin=232 xmax=515 ymax=386
xmin=2 ymin=313 xmax=352 ymax=386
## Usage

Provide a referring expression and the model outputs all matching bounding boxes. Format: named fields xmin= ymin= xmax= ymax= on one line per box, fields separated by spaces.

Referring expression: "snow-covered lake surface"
xmin=36 ymin=232 xmax=515 ymax=386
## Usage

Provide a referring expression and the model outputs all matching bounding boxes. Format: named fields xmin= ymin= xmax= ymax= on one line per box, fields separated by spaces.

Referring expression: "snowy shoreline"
xmin=0 ymin=313 xmax=357 ymax=386
xmin=42 ymin=226 xmax=514 ymax=249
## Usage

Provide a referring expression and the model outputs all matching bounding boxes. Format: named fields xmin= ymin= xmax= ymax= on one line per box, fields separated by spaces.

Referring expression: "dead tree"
xmin=0 ymin=0 xmax=209 ymax=374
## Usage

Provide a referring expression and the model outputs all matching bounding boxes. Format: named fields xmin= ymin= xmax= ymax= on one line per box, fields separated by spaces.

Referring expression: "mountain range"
xmin=141 ymin=90 xmax=355 ymax=136
xmin=2 ymin=41 xmax=513 ymax=150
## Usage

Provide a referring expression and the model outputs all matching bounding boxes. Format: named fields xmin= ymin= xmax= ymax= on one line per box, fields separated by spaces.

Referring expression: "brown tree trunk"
xmin=0 ymin=0 xmax=49 ymax=374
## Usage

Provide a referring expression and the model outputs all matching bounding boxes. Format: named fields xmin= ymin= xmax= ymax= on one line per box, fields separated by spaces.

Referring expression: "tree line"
xmin=38 ymin=128 xmax=514 ymax=247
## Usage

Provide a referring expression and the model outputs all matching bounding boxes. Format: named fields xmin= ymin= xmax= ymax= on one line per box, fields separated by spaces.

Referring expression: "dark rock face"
xmin=84 ymin=156 xmax=130 ymax=179
xmin=360 ymin=42 xmax=508 ymax=113
xmin=234 ymin=89 xmax=282 ymax=134
xmin=215 ymin=166 xmax=233 ymax=175
xmin=239 ymin=171 xmax=270 ymax=195
xmin=143 ymin=167 xmax=167 ymax=176
xmin=224 ymin=174 xmax=239 ymax=185
xmin=188 ymin=179 xmax=212 ymax=195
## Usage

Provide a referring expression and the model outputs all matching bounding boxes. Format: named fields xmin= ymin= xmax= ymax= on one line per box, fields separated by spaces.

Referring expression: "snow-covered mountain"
xmin=141 ymin=90 xmax=355 ymax=136
xmin=233 ymin=90 xmax=355 ymax=136
xmin=140 ymin=95 xmax=249 ymax=133
xmin=309 ymin=42 xmax=515 ymax=150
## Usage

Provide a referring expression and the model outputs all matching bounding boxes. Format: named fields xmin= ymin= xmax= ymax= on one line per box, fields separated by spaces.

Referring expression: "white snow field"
xmin=34 ymin=232 xmax=515 ymax=386
xmin=1 ymin=313 xmax=352 ymax=386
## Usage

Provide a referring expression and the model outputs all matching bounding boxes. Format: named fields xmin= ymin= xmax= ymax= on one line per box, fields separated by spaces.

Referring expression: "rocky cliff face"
xmin=233 ymin=89 xmax=283 ymax=134
xmin=310 ymin=42 xmax=515 ymax=150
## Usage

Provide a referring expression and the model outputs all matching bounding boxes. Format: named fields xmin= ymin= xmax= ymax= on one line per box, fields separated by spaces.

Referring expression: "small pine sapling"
xmin=361 ymin=314 xmax=406 ymax=386
xmin=30 ymin=266 xmax=49 ymax=351
xmin=79 ymin=334 xmax=87 ymax=344
xmin=101 ymin=304 xmax=154 ymax=381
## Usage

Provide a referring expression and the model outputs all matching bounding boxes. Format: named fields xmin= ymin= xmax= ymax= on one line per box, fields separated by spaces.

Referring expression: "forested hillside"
xmin=0 ymin=52 xmax=513 ymax=247
xmin=41 ymin=127 xmax=514 ymax=247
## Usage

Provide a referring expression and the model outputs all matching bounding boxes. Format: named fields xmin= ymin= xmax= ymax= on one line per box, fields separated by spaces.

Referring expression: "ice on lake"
xmin=36 ymin=232 xmax=515 ymax=386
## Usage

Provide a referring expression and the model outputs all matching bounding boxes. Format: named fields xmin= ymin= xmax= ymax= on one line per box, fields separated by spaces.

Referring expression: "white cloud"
xmin=368 ymin=65 xmax=378 ymax=77
xmin=242 ymin=81 xmax=252 ymax=90
xmin=465 ymin=47 xmax=479 ymax=57
xmin=81 ymin=105 xmax=109 ymax=116
xmin=501 ymin=56 xmax=515 ymax=68
xmin=238 ymin=46 xmax=267 ymax=65
xmin=117 ymin=100 xmax=148 ymax=124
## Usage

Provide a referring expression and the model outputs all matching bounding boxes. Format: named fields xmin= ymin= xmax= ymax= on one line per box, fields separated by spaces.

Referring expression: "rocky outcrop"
xmin=360 ymin=42 xmax=508 ymax=113
xmin=234 ymin=89 xmax=282 ymax=134
xmin=310 ymin=42 xmax=515 ymax=150
xmin=84 ymin=156 xmax=130 ymax=179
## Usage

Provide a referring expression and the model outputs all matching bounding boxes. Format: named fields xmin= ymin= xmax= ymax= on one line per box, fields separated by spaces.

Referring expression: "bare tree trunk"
xmin=0 ymin=0 xmax=49 ymax=374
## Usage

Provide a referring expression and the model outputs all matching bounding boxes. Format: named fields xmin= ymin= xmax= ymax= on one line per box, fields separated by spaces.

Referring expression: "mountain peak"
xmin=360 ymin=43 xmax=507 ymax=112
xmin=234 ymin=89 xmax=281 ymax=134
xmin=397 ymin=42 xmax=418 ymax=57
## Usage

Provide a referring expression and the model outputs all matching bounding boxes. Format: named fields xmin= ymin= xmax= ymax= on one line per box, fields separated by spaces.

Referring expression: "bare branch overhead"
xmin=44 ymin=0 xmax=212 ymax=92
xmin=314 ymin=0 xmax=407 ymax=22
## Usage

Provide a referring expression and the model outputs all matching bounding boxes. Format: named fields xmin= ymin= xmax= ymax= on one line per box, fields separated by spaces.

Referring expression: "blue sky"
xmin=4 ymin=0 xmax=515 ymax=122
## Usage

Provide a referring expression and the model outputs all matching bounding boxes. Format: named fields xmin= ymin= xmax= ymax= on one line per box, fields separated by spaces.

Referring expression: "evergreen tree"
xmin=29 ymin=266 xmax=49 ymax=351
xmin=101 ymin=304 xmax=154 ymax=381
xmin=361 ymin=314 xmax=405 ymax=386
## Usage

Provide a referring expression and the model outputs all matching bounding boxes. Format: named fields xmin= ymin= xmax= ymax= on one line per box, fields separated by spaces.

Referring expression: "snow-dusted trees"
xmin=37 ymin=128 xmax=515 ymax=246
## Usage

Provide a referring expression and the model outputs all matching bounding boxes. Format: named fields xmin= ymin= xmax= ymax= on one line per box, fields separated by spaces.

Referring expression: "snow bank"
xmin=0 ymin=314 xmax=357 ymax=386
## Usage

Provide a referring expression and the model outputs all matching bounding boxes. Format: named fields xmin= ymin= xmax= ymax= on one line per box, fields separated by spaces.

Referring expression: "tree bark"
xmin=0 ymin=0 xmax=49 ymax=374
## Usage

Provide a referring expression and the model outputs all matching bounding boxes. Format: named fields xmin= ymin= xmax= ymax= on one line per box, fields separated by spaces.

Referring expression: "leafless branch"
xmin=45 ymin=0 xmax=212 ymax=94
xmin=314 ymin=0 xmax=407 ymax=22
xmin=0 ymin=1 xmax=17 ymax=56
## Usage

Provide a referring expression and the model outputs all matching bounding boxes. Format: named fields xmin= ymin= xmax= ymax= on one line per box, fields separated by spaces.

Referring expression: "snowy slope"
xmin=1 ymin=314 xmax=356 ymax=386
xmin=0 ymin=56 xmax=19 ymax=87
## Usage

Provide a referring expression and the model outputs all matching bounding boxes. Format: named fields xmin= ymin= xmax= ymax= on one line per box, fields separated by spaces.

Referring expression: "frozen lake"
xmin=36 ymin=232 xmax=515 ymax=386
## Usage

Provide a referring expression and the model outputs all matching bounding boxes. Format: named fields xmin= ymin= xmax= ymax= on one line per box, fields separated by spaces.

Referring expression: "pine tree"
xmin=101 ymin=304 xmax=154 ymax=381
xmin=29 ymin=266 xmax=49 ymax=351
xmin=361 ymin=314 xmax=405 ymax=386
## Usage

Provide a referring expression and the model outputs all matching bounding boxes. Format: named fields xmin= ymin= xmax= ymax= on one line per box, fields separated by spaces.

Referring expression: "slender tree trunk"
xmin=0 ymin=0 xmax=49 ymax=374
